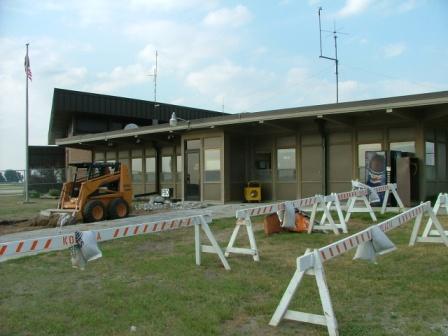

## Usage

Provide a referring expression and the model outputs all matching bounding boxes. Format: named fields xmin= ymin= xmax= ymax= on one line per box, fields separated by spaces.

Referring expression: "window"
xmin=425 ymin=142 xmax=435 ymax=166
xmin=145 ymin=157 xmax=156 ymax=183
xmin=277 ymin=148 xmax=296 ymax=181
xmin=131 ymin=158 xmax=143 ymax=183
xmin=204 ymin=149 xmax=221 ymax=182
xmin=186 ymin=139 xmax=200 ymax=150
xmin=161 ymin=156 xmax=172 ymax=182
xmin=176 ymin=155 xmax=182 ymax=181
xmin=255 ymin=152 xmax=272 ymax=181
xmin=358 ymin=143 xmax=382 ymax=182
xmin=390 ymin=141 xmax=415 ymax=154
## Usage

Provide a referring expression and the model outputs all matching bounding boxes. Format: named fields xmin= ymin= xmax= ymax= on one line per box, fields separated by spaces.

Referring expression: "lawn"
xmin=1 ymin=213 xmax=447 ymax=336
xmin=0 ymin=195 xmax=57 ymax=221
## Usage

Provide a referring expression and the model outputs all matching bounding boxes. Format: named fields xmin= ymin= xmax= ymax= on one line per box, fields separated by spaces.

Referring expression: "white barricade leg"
xmin=409 ymin=205 xmax=448 ymax=247
xmin=345 ymin=196 xmax=376 ymax=222
xmin=409 ymin=211 xmax=424 ymax=246
xmin=195 ymin=216 xmax=231 ymax=270
xmin=309 ymin=198 xmax=339 ymax=235
xmin=307 ymin=201 xmax=320 ymax=234
xmin=269 ymin=249 xmax=338 ymax=336
xmin=391 ymin=187 xmax=405 ymax=211
xmin=334 ymin=196 xmax=348 ymax=233
xmin=225 ymin=215 xmax=260 ymax=262
xmin=380 ymin=189 xmax=390 ymax=214
xmin=421 ymin=195 xmax=441 ymax=238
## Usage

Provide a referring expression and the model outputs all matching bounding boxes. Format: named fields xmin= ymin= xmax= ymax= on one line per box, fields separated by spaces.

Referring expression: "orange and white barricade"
xmin=310 ymin=193 xmax=347 ymax=234
xmin=228 ymin=196 xmax=338 ymax=261
xmin=269 ymin=202 xmax=447 ymax=336
xmin=0 ymin=214 xmax=231 ymax=270
xmin=410 ymin=193 xmax=448 ymax=246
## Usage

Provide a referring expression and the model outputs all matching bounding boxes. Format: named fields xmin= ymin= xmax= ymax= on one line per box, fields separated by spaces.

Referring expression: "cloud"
xmin=383 ymin=42 xmax=406 ymax=58
xmin=336 ymin=0 xmax=372 ymax=17
xmin=203 ymin=5 xmax=252 ymax=28
xmin=90 ymin=64 xmax=150 ymax=94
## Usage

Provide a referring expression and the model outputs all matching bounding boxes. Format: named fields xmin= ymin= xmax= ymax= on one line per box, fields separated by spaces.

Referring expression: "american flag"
xmin=24 ymin=51 xmax=32 ymax=81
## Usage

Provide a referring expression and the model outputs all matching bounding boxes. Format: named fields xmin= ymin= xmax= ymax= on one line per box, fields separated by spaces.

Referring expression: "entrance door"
xmin=185 ymin=150 xmax=200 ymax=201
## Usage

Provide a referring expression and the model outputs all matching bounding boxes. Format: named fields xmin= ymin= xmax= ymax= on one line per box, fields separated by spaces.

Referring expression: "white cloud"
xmin=336 ymin=0 xmax=372 ymax=17
xmin=383 ymin=42 xmax=406 ymax=58
xmin=203 ymin=5 xmax=252 ymax=28
xmin=398 ymin=0 xmax=418 ymax=12
xmin=90 ymin=64 xmax=150 ymax=94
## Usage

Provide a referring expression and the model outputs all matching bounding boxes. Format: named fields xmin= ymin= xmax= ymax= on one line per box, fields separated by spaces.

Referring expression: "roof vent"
xmin=124 ymin=123 xmax=138 ymax=130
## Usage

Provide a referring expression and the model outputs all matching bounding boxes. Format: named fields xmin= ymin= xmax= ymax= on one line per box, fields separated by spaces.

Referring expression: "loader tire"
xmin=107 ymin=198 xmax=129 ymax=220
xmin=83 ymin=200 xmax=106 ymax=223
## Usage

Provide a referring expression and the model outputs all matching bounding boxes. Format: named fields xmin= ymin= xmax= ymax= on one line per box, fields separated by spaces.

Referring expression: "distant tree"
xmin=4 ymin=170 xmax=21 ymax=183
xmin=0 ymin=173 xmax=5 ymax=183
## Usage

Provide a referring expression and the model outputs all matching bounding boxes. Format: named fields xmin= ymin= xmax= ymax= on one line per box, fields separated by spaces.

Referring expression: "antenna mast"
xmin=154 ymin=50 xmax=158 ymax=104
xmin=318 ymin=7 xmax=342 ymax=103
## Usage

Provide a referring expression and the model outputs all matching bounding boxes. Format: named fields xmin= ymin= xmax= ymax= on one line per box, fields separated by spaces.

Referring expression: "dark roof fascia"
xmin=55 ymin=90 xmax=448 ymax=146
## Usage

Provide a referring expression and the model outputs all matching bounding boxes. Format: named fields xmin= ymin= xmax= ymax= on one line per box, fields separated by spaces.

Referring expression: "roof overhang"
xmin=56 ymin=90 xmax=448 ymax=146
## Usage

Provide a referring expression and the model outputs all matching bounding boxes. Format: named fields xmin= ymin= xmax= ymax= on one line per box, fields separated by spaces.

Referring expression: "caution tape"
xmin=0 ymin=214 xmax=206 ymax=262
xmin=298 ymin=202 xmax=430 ymax=270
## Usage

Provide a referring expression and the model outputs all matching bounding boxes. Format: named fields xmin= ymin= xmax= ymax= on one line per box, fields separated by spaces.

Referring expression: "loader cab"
xmin=70 ymin=162 xmax=121 ymax=198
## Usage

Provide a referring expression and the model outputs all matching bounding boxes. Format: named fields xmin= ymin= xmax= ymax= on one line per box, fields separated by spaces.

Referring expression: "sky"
xmin=0 ymin=0 xmax=447 ymax=170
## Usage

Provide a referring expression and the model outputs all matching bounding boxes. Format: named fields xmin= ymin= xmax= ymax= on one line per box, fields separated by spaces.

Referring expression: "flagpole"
xmin=25 ymin=43 xmax=30 ymax=203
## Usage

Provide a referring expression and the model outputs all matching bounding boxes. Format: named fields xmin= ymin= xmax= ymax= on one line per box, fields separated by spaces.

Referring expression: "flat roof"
xmin=56 ymin=90 xmax=448 ymax=146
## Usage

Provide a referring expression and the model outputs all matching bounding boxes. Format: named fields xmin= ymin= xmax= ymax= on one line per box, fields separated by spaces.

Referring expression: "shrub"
xmin=29 ymin=190 xmax=41 ymax=198
xmin=48 ymin=188 xmax=61 ymax=197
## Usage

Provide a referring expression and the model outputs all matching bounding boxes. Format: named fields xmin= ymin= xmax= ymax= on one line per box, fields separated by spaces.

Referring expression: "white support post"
xmin=409 ymin=199 xmax=448 ymax=247
xmin=269 ymin=249 xmax=338 ymax=336
xmin=195 ymin=216 xmax=231 ymax=270
xmin=308 ymin=196 xmax=339 ymax=234
xmin=345 ymin=195 xmax=377 ymax=222
xmin=225 ymin=214 xmax=259 ymax=262
xmin=421 ymin=193 xmax=448 ymax=238
xmin=380 ymin=184 xmax=405 ymax=214
xmin=317 ymin=194 xmax=347 ymax=234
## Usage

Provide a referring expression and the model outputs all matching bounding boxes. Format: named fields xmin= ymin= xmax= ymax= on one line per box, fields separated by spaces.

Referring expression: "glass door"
xmin=185 ymin=150 xmax=200 ymax=201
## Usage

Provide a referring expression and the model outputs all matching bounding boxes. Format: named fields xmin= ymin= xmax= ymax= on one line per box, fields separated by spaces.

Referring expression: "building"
xmin=54 ymin=90 xmax=448 ymax=204
xmin=46 ymin=88 xmax=225 ymax=190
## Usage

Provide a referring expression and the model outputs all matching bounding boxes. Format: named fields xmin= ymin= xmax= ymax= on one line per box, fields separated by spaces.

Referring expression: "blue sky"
xmin=0 ymin=0 xmax=447 ymax=169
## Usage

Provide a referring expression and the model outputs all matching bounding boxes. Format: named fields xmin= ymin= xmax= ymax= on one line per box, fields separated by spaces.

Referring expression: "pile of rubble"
xmin=134 ymin=196 xmax=208 ymax=212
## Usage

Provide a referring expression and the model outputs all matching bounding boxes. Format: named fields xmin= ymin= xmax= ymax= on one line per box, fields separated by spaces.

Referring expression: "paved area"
xmin=0 ymin=203 xmax=270 ymax=243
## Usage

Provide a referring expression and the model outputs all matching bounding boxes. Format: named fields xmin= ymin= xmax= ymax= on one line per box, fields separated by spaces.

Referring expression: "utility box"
xmin=396 ymin=157 xmax=419 ymax=207
xmin=244 ymin=182 xmax=261 ymax=202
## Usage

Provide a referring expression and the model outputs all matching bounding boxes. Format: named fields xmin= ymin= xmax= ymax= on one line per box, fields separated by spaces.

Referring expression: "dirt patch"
xmin=0 ymin=214 xmax=64 ymax=236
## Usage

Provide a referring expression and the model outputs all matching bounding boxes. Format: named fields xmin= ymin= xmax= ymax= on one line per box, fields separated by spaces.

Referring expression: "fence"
xmin=0 ymin=168 xmax=67 ymax=196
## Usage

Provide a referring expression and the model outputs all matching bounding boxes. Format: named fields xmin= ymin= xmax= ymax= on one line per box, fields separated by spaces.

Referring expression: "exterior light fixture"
xmin=169 ymin=112 xmax=190 ymax=127
xmin=386 ymin=108 xmax=393 ymax=113
xmin=317 ymin=115 xmax=324 ymax=119
xmin=259 ymin=120 xmax=264 ymax=124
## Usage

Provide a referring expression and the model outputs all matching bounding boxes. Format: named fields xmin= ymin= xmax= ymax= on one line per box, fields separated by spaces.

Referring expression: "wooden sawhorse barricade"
xmin=410 ymin=193 xmax=448 ymax=245
xmin=269 ymin=202 xmax=447 ymax=336
xmin=344 ymin=182 xmax=405 ymax=222
xmin=0 ymin=213 xmax=231 ymax=270
xmin=226 ymin=196 xmax=340 ymax=261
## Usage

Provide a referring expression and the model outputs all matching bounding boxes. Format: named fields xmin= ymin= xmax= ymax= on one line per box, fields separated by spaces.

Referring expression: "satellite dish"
xmin=124 ymin=123 xmax=139 ymax=130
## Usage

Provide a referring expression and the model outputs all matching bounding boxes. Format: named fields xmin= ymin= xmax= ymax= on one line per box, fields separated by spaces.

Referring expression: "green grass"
xmin=1 ymin=215 xmax=448 ymax=336
xmin=0 ymin=195 xmax=57 ymax=220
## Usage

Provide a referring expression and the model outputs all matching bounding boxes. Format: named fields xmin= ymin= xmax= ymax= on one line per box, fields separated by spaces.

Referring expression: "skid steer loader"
xmin=51 ymin=161 xmax=133 ymax=223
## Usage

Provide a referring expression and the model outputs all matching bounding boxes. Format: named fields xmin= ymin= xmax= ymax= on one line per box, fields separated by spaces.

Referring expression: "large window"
xmin=204 ymin=149 xmax=221 ymax=182
xmin=277 ymin=148 xmax=296 ymax=181
xmin=145 ymin=157 xmax=156 ymax=183
xmin=131 ymin=158 xmax=143 ymax=183
xmin=255 ymin=152 xmax=272 ymax=181
xmin=358 ymin=143 xmax=382 ymax=182
xmin=390 ymin=141 xmax=415 ymax=154
xmin=161 ymin=156 xmax=172 ymax=182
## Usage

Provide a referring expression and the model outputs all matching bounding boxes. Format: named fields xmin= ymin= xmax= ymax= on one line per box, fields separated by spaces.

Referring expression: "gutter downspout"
xmin=316 ymin=119 xmax=328 ymax=195
xmin=153 ymin=140 xmax=161 ymax=195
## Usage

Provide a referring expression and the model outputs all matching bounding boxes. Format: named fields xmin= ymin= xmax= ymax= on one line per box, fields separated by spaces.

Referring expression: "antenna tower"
xmin=318 ymin=7 xmax=346 ymax=103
